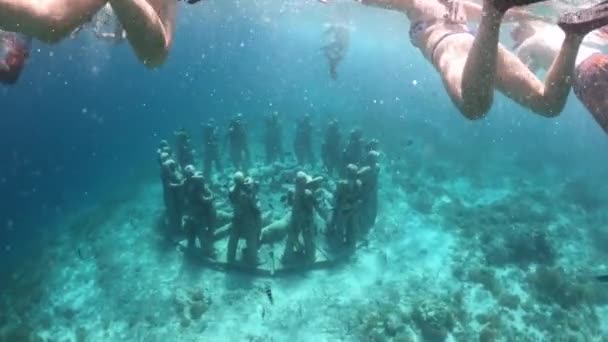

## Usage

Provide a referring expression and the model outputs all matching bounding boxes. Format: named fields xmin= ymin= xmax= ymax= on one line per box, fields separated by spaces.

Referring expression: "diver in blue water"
xmin=0 ymin=30 xmax=30 ymax=85
xmin=183 ymin=165 xmax=217 ymax=256
xmin=294 ymin=114 xmax=314 ymax=167
xmin=226 ymin=114 xmax=251 ymax=172
xmin=321 ymin=23 xmax=350 ymax=80
xmin=282 ymin=171 xmax=324 ymax=265
xmin=227 ymin=172 xmax=262 ymax=266
xmin=174 ymin=129 xmax=196 ymax=170
xmin=202 ymin=120 xmax=222 ymax=180
xmin=322 ymin=0 xmax=608 ymax=120
xmin=321 ymin=119 xmax=342 ymax=176
xmin=264 ymin=112 xmax=283 ymax=165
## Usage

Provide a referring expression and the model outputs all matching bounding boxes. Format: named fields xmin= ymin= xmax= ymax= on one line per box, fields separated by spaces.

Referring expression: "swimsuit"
xmin=409 ymin=19 xmax=471 ymax=65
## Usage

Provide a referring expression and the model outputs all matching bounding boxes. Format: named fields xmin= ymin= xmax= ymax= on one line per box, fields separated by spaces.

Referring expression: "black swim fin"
xmin=559 ymin=0 xmax=608 ymax=35
xmin=493 ymin=0 xmax=548 ymax=13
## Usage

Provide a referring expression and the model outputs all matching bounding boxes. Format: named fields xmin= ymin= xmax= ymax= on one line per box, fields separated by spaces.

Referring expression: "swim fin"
xmin=559 ymin=1 xmax=608 ymax=35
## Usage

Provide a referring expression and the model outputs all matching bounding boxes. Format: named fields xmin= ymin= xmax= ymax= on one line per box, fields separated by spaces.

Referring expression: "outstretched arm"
xmin=109 ymin=0 xmax=176 ymax=68
xmin=0 ymin=0 xmax=107 ymax=42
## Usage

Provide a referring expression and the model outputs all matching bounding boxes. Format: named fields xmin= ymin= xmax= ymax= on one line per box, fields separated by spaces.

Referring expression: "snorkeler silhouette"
xmin=0 ymin=30 xmax=31 ymax=85
xmin=321 ymin=23 xmax=350 ymax=80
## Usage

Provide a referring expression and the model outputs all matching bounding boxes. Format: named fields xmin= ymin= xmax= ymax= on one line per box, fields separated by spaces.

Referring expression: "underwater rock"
xmin=3 ymin=323 xmax=33 ymax=342
xmin=478 ymin=326 xmax=497 ymax=342
xmin=482 ymin=225 xmax=555 ymax=268
xmin=55 ymin=305 xmax=78 ymax=320
xmin=0 ymin=311 xmax=7 ymax=327
xmin=561 ymin=178 xmax=606 ymax=211
xmin=526 ymin=266 xmax=591 ymax=309
xmin=411 ymin=299 xmax=455 ymax=341
xmin=180 ymin=317 xmax=191 ymax=328
xmin=355 ymin=299 xmax=409 ymax=341
xmin=189 ymin=288 xmax=205 ymax=302
xmin=466 ymin=267 xmax=501 ymax=297
xmin=75 ymin=327 xmax=88 ymax=342
xmin=497 ymin=293 xmax=521 ymax=310
xmin=408 ymin=189 xmax=436 ymax=214
xmin=190 ymin=302 xmax=206 ymax=320
xmin=173 ymin=287 xmax=210 ymax=322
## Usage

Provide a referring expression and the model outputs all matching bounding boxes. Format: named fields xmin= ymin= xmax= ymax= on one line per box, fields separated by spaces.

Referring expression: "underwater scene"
xmin=1 ymin=0 xmax=608 ymax=341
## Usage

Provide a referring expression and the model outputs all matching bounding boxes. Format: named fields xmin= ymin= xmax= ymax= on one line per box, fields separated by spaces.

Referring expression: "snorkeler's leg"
xmin=109 ymin=0 xmax=176 ymax=68
xmin=0 ymin=0 xmax=107 ymax=42
xmin=494 ymin=2 xmax=608 ymax=115
xmin=459 ymin=0 xmax=547 ymax=118
xmin=493 ymin=36 xmax=581 ymax=116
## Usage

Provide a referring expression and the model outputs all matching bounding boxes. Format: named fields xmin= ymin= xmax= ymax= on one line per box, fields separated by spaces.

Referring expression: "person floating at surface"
xmin=294 ymin=114 xmax=315 ymax=167
xmin=321 ymin=23 xmax=350 ymax=80
xmin=0 ymin=0 xmax=204 ymax=67
xmin=227 ymin=172 xmax=262 ymax=267
xmin=202 ymin=119 xmax=222 ymax=180
xmin=511 ymin=20 xmax=608 ymax=133
xmin=322 ymin=0 xmax=608 ymax=119
xmin=0 ymin=30 xmax=31 ymax=85
xmin=282 ymin=171 xmax=324 ymax=265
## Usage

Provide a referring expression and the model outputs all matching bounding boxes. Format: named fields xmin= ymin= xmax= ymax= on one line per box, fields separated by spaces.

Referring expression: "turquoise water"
xmin=1 ymin=1 xmax=608 ymax=341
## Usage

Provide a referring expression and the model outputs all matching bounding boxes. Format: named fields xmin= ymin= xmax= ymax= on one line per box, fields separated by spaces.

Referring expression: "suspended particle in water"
xmin=240 ymin=41 xmax=245 ymax=48
xmin=412 ymin=80 xmax=418 ymax=86
xmin=82 ymin=108 xmax=88 ymax=114
xmin=49 ymin=51 xmax=54 ymax=57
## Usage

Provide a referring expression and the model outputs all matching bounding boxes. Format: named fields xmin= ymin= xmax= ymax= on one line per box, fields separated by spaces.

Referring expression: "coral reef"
xmin=526 ymin=266 xmax=591 ymax=310
xmin=481 ymin=225 xmax=555 ymax=268
xmin=465 ymin=267 xmax=502 ymax=297
xmin=411 ymin=298 xmax=456 ymax=341
xmin=173 ymin=287 xmax=211 ymax=327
